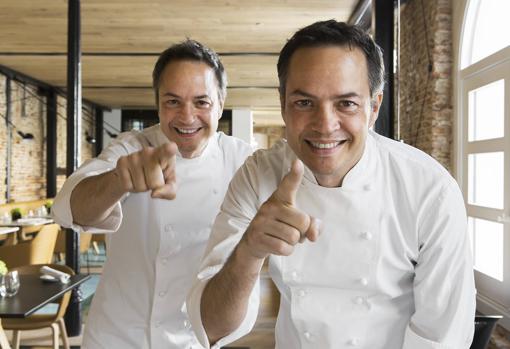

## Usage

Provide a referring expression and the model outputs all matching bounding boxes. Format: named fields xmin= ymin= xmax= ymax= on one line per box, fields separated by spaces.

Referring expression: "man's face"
xmin=281 ymin=45 xmax=382 ymax=187
xmin=157 ymin=60 xmax=223 ymax=158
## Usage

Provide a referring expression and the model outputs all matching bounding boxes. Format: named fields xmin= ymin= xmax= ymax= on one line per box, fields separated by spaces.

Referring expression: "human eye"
xmin=337 ymin=100 xmax=359 ymax=112
xmin=195 ymin=99 xmax=212 ymax=109
xmin=164 ymin=99 xmax=179 ymax=107
xmin=294 ymin=99 xmax=313 ymax=109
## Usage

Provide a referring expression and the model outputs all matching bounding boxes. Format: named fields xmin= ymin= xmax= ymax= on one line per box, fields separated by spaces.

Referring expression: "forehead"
xmin=285 ymin=45 xmax=370 ymax=95
xmin=158 ymin=60 xmax=219 ymax=95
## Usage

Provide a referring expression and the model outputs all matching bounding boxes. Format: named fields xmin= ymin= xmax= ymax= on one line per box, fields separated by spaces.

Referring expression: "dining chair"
xmin=1 ymin=264 xmax=73 ymax=349
xmin=470 ymin=315 xmax=503 ymax=349
xmin=0 ymin=224 xmax=59 ymax=269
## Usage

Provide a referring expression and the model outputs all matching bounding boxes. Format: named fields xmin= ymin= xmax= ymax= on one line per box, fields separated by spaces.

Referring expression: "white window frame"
xmin=456 ymin=0 xmax=510 ymax=330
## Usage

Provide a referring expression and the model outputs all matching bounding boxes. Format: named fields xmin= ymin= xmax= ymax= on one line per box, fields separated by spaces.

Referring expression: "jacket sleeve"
xmin=52 ymin=132 xmax=141 ymax=233
xmin=402 ymin=181 xmax=476 ymax=349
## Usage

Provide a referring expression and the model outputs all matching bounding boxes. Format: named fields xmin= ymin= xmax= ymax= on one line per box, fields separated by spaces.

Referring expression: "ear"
xmin=368 ymin=93 xmax=383 ymax=128
xmin=217 ymin=98 xmax=225 ymax=120
xmin=279 ymin=92 xmax=288 ymax=124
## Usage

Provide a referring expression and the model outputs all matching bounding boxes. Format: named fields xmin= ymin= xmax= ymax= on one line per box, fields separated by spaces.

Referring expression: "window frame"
xmin=456 ymin=0 xmax=510 ymax=329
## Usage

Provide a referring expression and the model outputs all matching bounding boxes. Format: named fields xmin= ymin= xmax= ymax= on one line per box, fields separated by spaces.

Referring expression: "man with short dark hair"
xmin=53 ymin=39 xmax=252 ymax=349
xmin=188 ymin=21 xmax=475 ymax=348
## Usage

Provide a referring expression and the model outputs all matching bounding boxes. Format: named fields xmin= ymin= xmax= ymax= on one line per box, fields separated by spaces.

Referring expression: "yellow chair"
xmin=1 ymin=264 xmax=73 ymax=349
xmin=53 ymin=229 xmax=93 ymax=262
xmin=0 ymin=224 xmax=59 ymax=269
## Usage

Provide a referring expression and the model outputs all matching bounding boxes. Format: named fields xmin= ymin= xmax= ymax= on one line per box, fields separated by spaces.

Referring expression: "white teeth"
xmin=309 ymin=141 xmax=341 ymax=149
xmin=176 ymin=128 xmax=199 ymax=134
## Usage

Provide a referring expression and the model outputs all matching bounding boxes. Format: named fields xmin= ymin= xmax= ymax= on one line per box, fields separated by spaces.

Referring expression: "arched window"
xmin=458 ymin=0 xmax=510 ymax=324
xmin=461 ymin=0 xmax=510 ymax=68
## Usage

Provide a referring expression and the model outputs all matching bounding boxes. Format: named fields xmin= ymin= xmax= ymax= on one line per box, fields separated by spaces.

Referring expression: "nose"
xmin=313 ymin=103 xmax=340 ymax=134
xmin=178 ymin=102 xmax=195 ymax=124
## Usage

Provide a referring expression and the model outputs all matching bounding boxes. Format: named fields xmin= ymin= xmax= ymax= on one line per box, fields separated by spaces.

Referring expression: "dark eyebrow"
xmin=194 ymin=95 xmax=212 ymax=100
xmin=289 ymin=89 xmax=362 ymax=99
xmin=161 ymin=92 xmax=180 ymax=99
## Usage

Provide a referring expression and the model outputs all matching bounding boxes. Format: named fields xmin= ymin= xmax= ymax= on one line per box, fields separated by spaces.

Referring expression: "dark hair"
xmin=277 ymin=20 xmax=385 ymax=98
xmin=152 ymin=39 xmax=227 ymax=105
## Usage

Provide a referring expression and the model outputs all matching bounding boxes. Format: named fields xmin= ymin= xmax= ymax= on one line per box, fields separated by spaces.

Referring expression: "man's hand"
xmin=240 ymin=159 xmax=321 ymax=260
xmin=114 ymin=142 xmax=178 ymax=199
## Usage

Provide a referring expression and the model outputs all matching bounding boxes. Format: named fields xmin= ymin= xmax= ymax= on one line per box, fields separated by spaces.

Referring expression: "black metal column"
xmin=46 ymin=90 xmax=57 ymax=198
xmin=5 ymin=77 xmax=12 ymax=203
xmin=65 ymin=0 xmax=83 ymax=337
xmin=374 ymin=0 xmax=395 ymax=139
xmin=95 ymin=107 xmax=103 ymax=156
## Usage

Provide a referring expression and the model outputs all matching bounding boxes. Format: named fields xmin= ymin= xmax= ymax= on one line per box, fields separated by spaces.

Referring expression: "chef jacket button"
xmin=298 ymin=289 xmax=306 ymax=297
xmin=303 ymin=331 xmax=312 ymax=341
xmin=159 ymin=291 xmax=166 ymax=297
xmin=155 ymin=321 xmax=161 ymax=328
xmin=161 ymin=258 xmax=169 ymax=265
xmin=349 ymin=338 xmax=360 ymax=346
xmin=360 ymin=277 xmax=369 ymax=286
xmin=213 ymin=188 xmax=219 ymax=194
xmin=363 ymin=184 xmax=372 ymax=191
xmin=361 ymin=231 xmax=373 ymax=240
xmin=354 ymin=296 xmax=364 ymax=305
xmin=291 ymin=271 xmax=299 ymax=280
xmin=184 ymin=319 xmax=191 ymax=329
xmin=174 ymin=244 xmax=182 ymax=252
xmin=164 ymin=224 xmax=173 ymax=232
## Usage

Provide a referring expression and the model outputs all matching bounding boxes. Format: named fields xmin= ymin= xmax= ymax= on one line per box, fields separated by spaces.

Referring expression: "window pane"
xmin=468 ymin=152 xmax=504 ymax=209
xmin=468 ymin=80 xmax=505 ymax=141
xmin=469 ymin=217 xmax=504 ymax=281
xmin=463 ymin=0 xmax=510 ymax=66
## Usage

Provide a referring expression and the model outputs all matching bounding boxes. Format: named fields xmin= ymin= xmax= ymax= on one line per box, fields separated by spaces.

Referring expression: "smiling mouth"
xmin=174 ymin=127 xmax=202 ymax=135
xmin=306 ymin=140 xmax=348 ymax=149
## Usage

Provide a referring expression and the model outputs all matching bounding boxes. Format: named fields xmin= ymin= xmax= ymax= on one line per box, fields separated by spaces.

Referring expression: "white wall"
xmin=103 ymin=109 xmax=121 ymax=148
xmin=232 ymin=109 xmax=253 ymax=145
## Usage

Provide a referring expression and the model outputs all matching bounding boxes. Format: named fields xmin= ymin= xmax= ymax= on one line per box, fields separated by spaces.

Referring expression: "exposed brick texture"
xmin=397 ymin=0 xmax=453 ymax=171
xmin=0 ymin=73 xmax=95 ymax=204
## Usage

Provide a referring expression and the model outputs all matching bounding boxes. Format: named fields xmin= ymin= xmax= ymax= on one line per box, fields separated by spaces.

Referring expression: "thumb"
xmin=275 ymin=159 xmax=304 ymax=206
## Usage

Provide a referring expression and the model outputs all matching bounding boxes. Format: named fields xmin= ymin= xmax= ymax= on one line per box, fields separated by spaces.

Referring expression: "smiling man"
xmin=52 ymin=40 xmax=252 ymax=349
xmin=188 ymin=21 xmax=475 ymax=348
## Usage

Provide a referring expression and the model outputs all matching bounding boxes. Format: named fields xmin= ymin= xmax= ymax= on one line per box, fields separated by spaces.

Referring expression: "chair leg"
xmin=50 ymin=322 xmax=60 ymax=349
xmin=12 ymin=330 xmax=21 ymax=349
xmin=57 ymin=318 xmax=70 ymax=349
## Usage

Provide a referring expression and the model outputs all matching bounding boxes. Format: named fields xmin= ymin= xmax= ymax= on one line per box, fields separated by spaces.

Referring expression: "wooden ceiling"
xmin=0 ymin=0 xmax=358 ymax=125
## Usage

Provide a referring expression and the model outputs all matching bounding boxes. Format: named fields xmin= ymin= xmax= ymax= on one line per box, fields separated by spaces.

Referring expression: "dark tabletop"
xmin=0 ymin=274 xmax=90 ymax=318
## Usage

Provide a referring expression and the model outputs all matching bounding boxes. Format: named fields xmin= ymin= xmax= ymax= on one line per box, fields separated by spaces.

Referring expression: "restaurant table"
xmin=0 ymin=273 xmax=90 ymax=349
xmin=0 ymin=218 xmax=53 ymax=229
xmin=0 ymin=218 xmax=54 ymax=243
xmin=0 ymin=228 xmax=19 ymax=236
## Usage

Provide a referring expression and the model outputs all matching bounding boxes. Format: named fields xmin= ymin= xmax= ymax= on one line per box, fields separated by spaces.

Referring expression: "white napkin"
xmin=40 ymin=266 xmax=71 ymax=284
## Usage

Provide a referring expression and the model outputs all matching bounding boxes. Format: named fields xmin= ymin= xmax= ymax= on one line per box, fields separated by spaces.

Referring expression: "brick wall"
xmin=398 ymin=0 xmax=453 ymax=171
xmin=0 ymin=72 xmax=95 ymax=204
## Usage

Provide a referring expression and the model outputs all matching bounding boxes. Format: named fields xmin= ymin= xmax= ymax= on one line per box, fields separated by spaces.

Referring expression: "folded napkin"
xmin=40 ymin=266 xmax=70 ymax=284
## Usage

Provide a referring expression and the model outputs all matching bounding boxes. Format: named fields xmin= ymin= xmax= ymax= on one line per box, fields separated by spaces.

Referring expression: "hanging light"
xmin=16 ymin=131 xmax=34 ymax=140
xmin=85 ymin=131 xmax=96 ymax=144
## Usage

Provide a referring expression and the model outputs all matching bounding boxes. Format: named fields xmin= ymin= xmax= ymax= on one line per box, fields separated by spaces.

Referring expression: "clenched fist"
xmin=114 ymin=142 xmax=178 ymax=199
xmin=241 ymin=159 xmax=321 ymax=260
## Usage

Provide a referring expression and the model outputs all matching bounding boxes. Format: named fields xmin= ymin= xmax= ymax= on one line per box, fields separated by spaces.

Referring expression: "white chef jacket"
xmin=187 ymin=130 xmax=476 ymax=349
xmin=52 ymin=124 xmax=252 ymax=349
